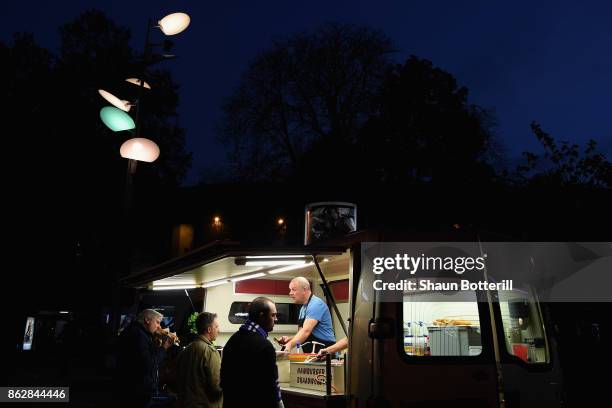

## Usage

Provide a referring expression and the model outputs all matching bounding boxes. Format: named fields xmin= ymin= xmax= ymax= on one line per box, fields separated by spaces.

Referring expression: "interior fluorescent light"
xmin=202 ymin=279 xmax=230 ymax=288
xmin=231 ymin=272 xmax=266 ymax=282
xmin=245 ymin=260 xmax=307 ymax=267
xmin=245 ymin=255 xmax=306 ymax=259
xmin=268 ymin=262 xmax=314 ymax=275
xmin=153 ymin=280 xmax=198 ymax=286
xmin=152 ymin=285 xmax=199 ymax=291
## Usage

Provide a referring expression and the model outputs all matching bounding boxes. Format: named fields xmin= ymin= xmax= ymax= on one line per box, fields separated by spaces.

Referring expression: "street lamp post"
xmin=97 ymin=11 xmax=191 ymax=333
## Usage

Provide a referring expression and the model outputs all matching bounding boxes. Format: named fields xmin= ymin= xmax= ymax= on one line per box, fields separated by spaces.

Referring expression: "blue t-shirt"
xmin=299 ymin=295 xmax=336 ymax=343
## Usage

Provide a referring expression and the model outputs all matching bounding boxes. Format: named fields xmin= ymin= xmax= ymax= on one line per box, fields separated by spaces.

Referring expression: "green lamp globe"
xmin=100 ymin=106 xmax=135 ymax=132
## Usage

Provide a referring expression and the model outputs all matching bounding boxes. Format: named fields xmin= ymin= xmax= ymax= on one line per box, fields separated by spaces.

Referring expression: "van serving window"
xmin=228 ymin=301 xmax=301 ymax=325
xmin=402 ymin=281 xmax=482 ymax=357
xmin=498 ymin=287 xmax=549 ymax=364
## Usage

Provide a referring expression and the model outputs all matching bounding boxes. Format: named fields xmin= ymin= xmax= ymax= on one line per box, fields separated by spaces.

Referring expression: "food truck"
xmin=119 ymin=221 xmax=593 ymax=408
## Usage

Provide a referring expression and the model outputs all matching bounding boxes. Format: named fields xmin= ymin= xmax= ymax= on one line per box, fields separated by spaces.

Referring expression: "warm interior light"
xmin=245 ymin=255 xmax=306 ymax=259
xmin=268 ymin=262 xmax=313 ymax=275
xmin=245 ymin=260 xmax=307 ymax=267
xmin=100 ymin=106 xmax=135 ymax=132
xmin=125 ymin=78 xmax=151 ymax=89
xmin=152 ymin=284 xmax=199 ymax=291
xmin=236 ymin=255 xmax=310 ymax=266
xmin=214 ymin=216 xmax=220 ymax=223
xmin=120 ymin=138 xmax=160 ymax=162
xmin=231 ymin=272 xmax=266 ymax=282
xmin=158 ymin=12 xmax=191 ymax=36
xmin=98 ymin=89 xmax=131 ymax=112
xmin=202 ymin=279 xmax=230 ymax=288
xmin=277 ymin=218 xmax=285 ymax=225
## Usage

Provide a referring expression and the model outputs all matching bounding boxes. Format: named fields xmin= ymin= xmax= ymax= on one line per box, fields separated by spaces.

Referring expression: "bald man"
xmin=278 ymin=277 xmax=336 ymax=353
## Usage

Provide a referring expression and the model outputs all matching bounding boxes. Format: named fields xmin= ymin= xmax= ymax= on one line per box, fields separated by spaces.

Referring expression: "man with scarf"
xmin=221 ymin=297 xmax=284 ymax=408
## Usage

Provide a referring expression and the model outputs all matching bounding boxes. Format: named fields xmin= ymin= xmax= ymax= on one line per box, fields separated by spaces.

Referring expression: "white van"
xmin=122 ymin=232 xmax=567 ymax=407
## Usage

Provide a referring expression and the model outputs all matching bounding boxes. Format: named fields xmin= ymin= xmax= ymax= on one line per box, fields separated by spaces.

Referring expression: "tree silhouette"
xmin=340 ymin=56 xmax=498 ymax=185
xmin=218 ymin=25 xmax=498 ymax=185
xmin=515 ymin=122 xmax=611 ymax=188
xmin=219 ymin=23 xmax=395 ymax=181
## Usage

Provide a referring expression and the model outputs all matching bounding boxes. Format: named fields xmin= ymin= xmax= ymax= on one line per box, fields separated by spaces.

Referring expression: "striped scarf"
xmin=239 ymin=319 xmax=282 ymax=401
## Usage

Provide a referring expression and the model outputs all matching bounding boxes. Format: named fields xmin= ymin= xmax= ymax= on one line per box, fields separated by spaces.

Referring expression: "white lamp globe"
xmin=158 ymin=12 xmax=191 ymax=36
xmin=98 ymin=89 xmax=131 ymax=112
xmin=120 ymin=138 xmax=160 ymax=162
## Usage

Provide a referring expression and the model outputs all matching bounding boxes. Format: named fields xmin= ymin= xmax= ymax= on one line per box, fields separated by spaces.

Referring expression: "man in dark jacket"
xmin=221 ymin=297 xmax=284 ymax=408
xmin=116 ymin=309 xmax=173 ymax=408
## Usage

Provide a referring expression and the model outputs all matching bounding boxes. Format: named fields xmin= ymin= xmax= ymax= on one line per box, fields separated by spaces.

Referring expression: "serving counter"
xmin=280 ymin=383 xmax=348 ymax=408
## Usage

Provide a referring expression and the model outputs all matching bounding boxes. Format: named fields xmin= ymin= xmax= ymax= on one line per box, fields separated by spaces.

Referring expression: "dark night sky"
xmin=3 ymin=0 xmax=611 ymax=185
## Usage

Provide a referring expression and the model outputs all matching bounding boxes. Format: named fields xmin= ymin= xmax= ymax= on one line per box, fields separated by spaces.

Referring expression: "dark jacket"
xmin=177 ymin=335 xmax=223 ymax=408
xmin=116 ymin=322 xmax=166 ymax=401
xmin=220 ymin=330 xmax=278 ymax=408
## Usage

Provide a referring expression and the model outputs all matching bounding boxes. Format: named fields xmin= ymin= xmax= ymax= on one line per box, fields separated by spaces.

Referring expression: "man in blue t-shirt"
xmin=278 ymin=277 xmax=336 ymax=353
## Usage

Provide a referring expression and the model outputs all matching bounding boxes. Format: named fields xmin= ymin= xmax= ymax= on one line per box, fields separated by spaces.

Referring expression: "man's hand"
xmin=161 ymin=337 xmax=173 ymax=350
xmin=277 ymin=336 xmax=291 ymax=345
xmin=283 ymin=341 xmax=295 ymax=352
xmin=315 ymin=348 xmax=330 ymax=361
xmin=275 ymin=350 xmax=290 ymax=358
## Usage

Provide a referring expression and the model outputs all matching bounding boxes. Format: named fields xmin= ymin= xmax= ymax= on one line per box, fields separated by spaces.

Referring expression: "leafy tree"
xmin=290 ymin=56 xmax=499 ymax=185
xmin=218 ymin=25 xmax=498 ymax=185
xmin=219 ymin=23 xmax=395 ymax=180
xmin=515 ymin=122 xmax=611 ymax=188
xmin=349 ymin=56 xmax=498 ymax=185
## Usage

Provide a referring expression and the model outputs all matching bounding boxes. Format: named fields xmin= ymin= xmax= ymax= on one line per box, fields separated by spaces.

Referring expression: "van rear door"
xmin=350 ymin=244 xmax=499 ymax=407
xmin=493 ymin=287 xmax=563 ymax=407
xmin=374 ymin=294 xmax=498 ymax=407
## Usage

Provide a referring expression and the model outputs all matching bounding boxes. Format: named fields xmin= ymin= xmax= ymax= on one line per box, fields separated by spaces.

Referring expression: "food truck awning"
xmin=120 ymin=239 xmax=348 ymax=289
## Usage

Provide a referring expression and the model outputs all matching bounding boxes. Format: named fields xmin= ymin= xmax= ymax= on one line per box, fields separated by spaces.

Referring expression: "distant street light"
xmin=212 ymin=216 xmax=224 ymax=235
xmin=276 ymin=217 xmax=287 ymax=242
